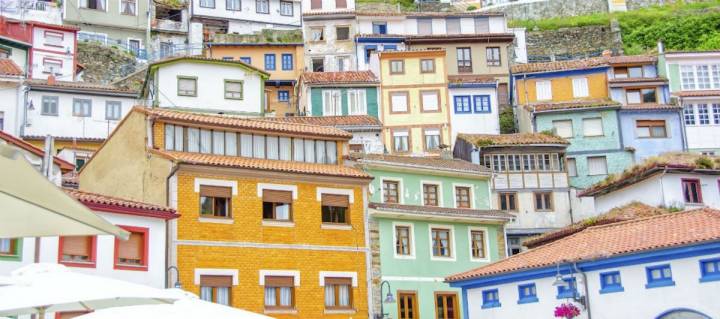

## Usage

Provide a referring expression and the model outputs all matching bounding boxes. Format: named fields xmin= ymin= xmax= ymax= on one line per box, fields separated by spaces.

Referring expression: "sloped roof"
xmin=300 ymin=71 xmax=379 ymax=85
xmin=302 ymin=9 xmax=355 ymax=16
xmin=25 ymin=79 xmax=138 ymax=96
xmin=354 ymin=153 xmax=490 ymax=174
xmin=369 ymin=202 xmax=513 ymax=221
xmin=525 ymin=99 xmax=621 ymax=113
xmin=64 ymin=189 xmax=178 ymax=220
xmin=259 ymin=115 xmax=381 ymax=128
xmin=0 ymin=58 xmax=23 ymax=77
xmin=446 ymin=208 xmax=720 ymax=282
xmin=511 ymin=57 xmax=608 ymax=74
xmin=607 ymin=55 xmax=657 ymax=64
xmin=448 ymin=75 xmax=497 ymax=84
xmin=524 ymin=202 xmax=669 ymax=248
xmin=0 ymin=130 xmax=75 ymax=172
xmin=457 ymin=133 xmax=569 ymax=147
xmin=607 ymin=77 xmax=667 ymax=84
xmin=675 ymin=90 xmax=720 ymax=97
xmin=147 ymin=55 xmax=269 ymax=77
xmin=620 ymin=103 xmax=680 ymax=110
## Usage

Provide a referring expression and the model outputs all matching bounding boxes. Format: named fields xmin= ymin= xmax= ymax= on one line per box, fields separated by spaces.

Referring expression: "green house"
xmin=353 ymin=154 xmax=512 ymax=319
xmin=298 ymin=71 xmax=380 ymax=118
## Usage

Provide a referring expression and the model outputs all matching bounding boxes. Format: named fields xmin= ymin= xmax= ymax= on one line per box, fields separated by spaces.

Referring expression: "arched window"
xmin=656 ymin=308 xmax=711 ymax=319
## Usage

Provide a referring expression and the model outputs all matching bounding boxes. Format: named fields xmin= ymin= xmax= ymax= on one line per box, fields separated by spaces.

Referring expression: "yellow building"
xmin=378 ymin=49 xmax=451 ymax=155
xmin=206 ymin=43 xmax=305 ymax=117
xmin=79 ymin=107 xmax=373 ymax=318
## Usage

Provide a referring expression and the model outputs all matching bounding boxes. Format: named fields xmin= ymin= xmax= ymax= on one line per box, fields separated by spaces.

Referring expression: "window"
xmin=486 ymin=47 xmax=500 ymax=66
xmin=473 ymin=95 xmax=491 ymax=113
xmin=700 ymin=258 xmax=720 ymax=282
xmin=435 ymin=293 xmax=458 ymax=318
xmin=199 ymin=185 xmax=231 ymax=218
xmin=423 ymin=184 xmax=439 ymax=206
xmin=390 ymin=60 xmax=404 ymax=74
xmin=324 ymin=277 xmax=352 ymax=309
xmin=497 ymin=192 xmax=516 ymax=212
xmin=582 ymin=118 xmax=603 ymax=137
xmin=636 ymin=120 xmax=667 ymax=138
xmin=347 ymin=89 xmax=367 ymax=115
xmin=310 ymin=27 xmax=325 ymax=42
xmin=420 ymin=90 xmax=439 ymax=112
xmin=0 ymin=238 xmax=19 ymax=258
xmin=680 ymin=65 xmax=696 ymax=90
xmin=507 ymin=154 xmax=521 ymax=172
xmin=121 ymin=0 xmax=136 ymax=14
xmin=392 ymin=130 xmax=409 ymax=153
xmin=372 ymin=22 xmax=387 ymax=34
xmin=390 ymin=92 xmax=408 ymax=113
xmin=599 ymin=271 xmax=624 ymax=294
xmin=424 ymin=128 xmax=441 ymax=151
xmin=698 ymin=104 xmax=710 ymax=124
xmin=697 ymin=65 xmax=711 ymax=89
xmin=481 ymin=289 xmax=500 ymax=309
xmin=567 ymin=158 xmax=577 ymax=177
xmin=431 ymin=228 xmax=451 ymax=258
xmin=264 ymin=276 xmax=294 ymax=309
xmin=310 ymin=0 xmax=321 ymax=9
xmin=311 ymin=57 xmax=324 ymax=72
xmin=41 ymin=96 xmax=59 ymax=116
xmin=395 ymin=225 xmax=411 ymax=256
xmin=322 ymin=90 xmax=342 ymax=116
xmin=336 ymin=56 xmax=350 ymax=72
xmin=256 ymin=0 xmax=269 ymax=13
xmin=456 ymin=48 xmax=472 ymax=73
xmin=534 ymin=192 xmax=552 ymax=211
xmin=627 ymin=88 xmax=656 ymax=104
xmin=535 ymin=80 xmax=552 ymax=100
xmin=455 ymin=186 xmax=471 ymax=208
xmin=240 ymin=57 xmax=251 ymax=64
xmin=383 ymin=180 xmax=399 ymax=203
xmin=226 ymin=0 xmax=240 ymax=10
xmin=493 ymin=155 xmax=507 ymax=172
xmin=177 ymin=76 xmax=197 ymax=96
xmin=714 ymin=104 xmax=720 ymax=124
xmin=80 ymin=0 xmax=106 ymax=10
xmin=72 ymin=99 xmax=92 ymax=117
xmin=646 ymin=264 xmax=674 ymax=288
xmin=224 ymin=80 xmax=243 ymax=100
xmin=446 ymin=18 xmax=460 ymax=34
xmin=105 ymin=101 xmax=122 ymax=120
xmin=521 ymin=154 xmax=536 ymax=171
xmin=454 ymin=96 xmax=471 ymax=113
xmin=682 ymin=179 xmax=702 ymax=204
xmin=200 ymin=275 xmax=232 ymax=305
xmin=281 ymin=54 xmax=293 ymax=71
xmin=417 ymin=19 xmax=432 ymax=35
xmin=264 ymin=54 xmax=276 ymax=70
xmin=474 ymin=17 xmax=489 ymax=33
xmin=43 ymin=58 xmax=62 ymax=74
xmin=321 ymin=194 xmax=349 ymax=224
xmin=199 ymin=0 xmax=214 ymax=7
xmin=556 ymin=278 xmax=577 ymax=299
xmin=262 ymin=190 xmax=292 ymax=221
xmin=515 ymin=283 xmax=538 ymax=305
xmin=336 ymin=26 xmax=350 ymax=41
xmin=335 ymin=0 xmax=346 ymax=8
xmin=572 ymin=77 xmax=589 ymax=98
xmin=278 ymin=91 xmax=289 ymax=102
xmin=59 ymin=236 xmax=96 ymax=267
xmin=420 ymin=59 xmax=435 ymax=73
xmin=553 ymin=120 xmax=573 ymax=138
xmin=627 ymin=66 xmax=643 ymax=78
xmin=44 ymin=31 xmax=63 ymax=47
xmin=684 ymin=104 xmax=696 ymax=125
xmin=470 ymin=230 xmax=486 ymax=259
xmin=398 ymin=292 xmax=418 ymax=319
xmin=587 ymin=156 xmax=608 ymax=175
xmin=114 ymin=226 xmax=148 ymax=270
xmin=279 ymin=0 xmax=293 ymax=15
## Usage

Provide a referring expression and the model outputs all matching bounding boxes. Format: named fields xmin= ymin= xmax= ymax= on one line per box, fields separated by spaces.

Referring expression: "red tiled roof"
xmin=0 ymin=58 xmax=23 ymax=77
xmin=675 ymin=90 xmax=720 ymax=97
xmin=448 ymin=75 xmax=497 ymax=84
xmin=457 ymin=133 xmax=569 ymax=146
xmin=22 ymin=135 xmax=106 ymax=142
xmin=404 ymin=33 xmax=515 ymax=43
xmin=353 ymin=153 xmax=490 ymax=174
xmin=369 ymin=202 xmax=513 ymax=220
xmin=525 ymin=99 xmax=621 ymax=112
xmin=511 ymin=57 xmax=608 ymax=74
xmin=302 ymin=9 xmax=355 ymax=16
xmin=0 ymin=130 xmax=75 ymax=172
xmin=64 ymin=189 xmax=178 ymax=220
xmin=621 ymin=103 xmax=680 ymax=110
xmin=138 ymin=107 xmax=353 ymax=139
xmin=259 ymin=115 xmax=381 ymax=128
xmin=524 ymin=202 xmax=669 ymax=248
xmin=25 ymin=79 xmax=138 ymax=95
xmin=154 ymin=150 xmax=372 ymax=179
xmin=607 ymin=55 xmax=657 ymax=64
xmin=148 ymin=55 xmax=268 ymax=77
xmin=446 ymin=208 xmax=720 ymax=282
xmin=300 ymin=71 xmax=379 ymax=85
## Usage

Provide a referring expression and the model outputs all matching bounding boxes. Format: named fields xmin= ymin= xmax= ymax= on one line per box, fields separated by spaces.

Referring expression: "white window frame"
xmin=582 ymin=117 xmax=604 ymax=137
xmin=467 ymin=226 xmax=490 ymax=262
xmin=452 ymin=183 xmax=475 ymax=209
xmin=120 ymin=0 xmax=137 ymax=15
xmin=322 ymin=90 xmax=342 ymax=116
xmin=535 ymin=80 xmax=552 ymax=101
xmin=572 ymin=77 xmax=589 ymax=98
xmin=552 ymin=120 xmax=573 ymax=138
xmin=587 ymin=156 xmax=608 ymax=176
xmin=567 ymin=158 xmax=577 ymax=177
xmin=347 ymin=89 xmax=367 ymax=115
xmin=428 ymin=224 xmax=456 ymax=261
xmin=194 ymin=268 xmax=239 ymax=286
xmin=392 ymin=221 xmax=416 ymax=259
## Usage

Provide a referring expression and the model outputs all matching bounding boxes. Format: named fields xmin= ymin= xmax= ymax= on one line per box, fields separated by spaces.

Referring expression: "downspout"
xmin=678 ymin=97 xmax=689 ymax=151
xmin=659 ymin=167 xmax=668 ymax=208
xmin=20 ymin=85 xmax=29 ymax=137
xmin=572 ymin=262 xmax=592 ymax=319
xmin=164 ymin=164 xmax=180 ymax=288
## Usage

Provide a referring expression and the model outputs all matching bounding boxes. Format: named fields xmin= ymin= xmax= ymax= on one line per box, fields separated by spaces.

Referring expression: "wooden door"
xmin=397 ymin=291 xmax=418 ymax=319
xmin=497 ymin=83 xmax=509 ymax=106
xmin=435 ymin=292 xmax=459 ymax=319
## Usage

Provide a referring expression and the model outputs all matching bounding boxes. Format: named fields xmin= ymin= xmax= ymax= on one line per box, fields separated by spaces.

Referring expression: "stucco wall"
xmin=302 ymin=18 xmax=357 ymax=72
xmin=192 ymin=0 xmax=301 ymax=29
xmin=63 ymin=0 xmax=149 ymax=33
xmin=449 ymin=86 xmax=500 ymax=143
xmin=619 ymin=110 xmax=685 ymax=161
xmin=514 ymin=70 xmax=608 ymax=105
xmin=309 ymin=87 xmax=379 ymax=118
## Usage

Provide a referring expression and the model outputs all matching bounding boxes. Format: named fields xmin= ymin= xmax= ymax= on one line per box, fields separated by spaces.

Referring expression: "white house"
xmin=191 ymin=0 xmax=301 ymax=34
xmin=447 ymin=207 xmax=720 ymax=319
xmin=448 ymin=76 xmax=500 ymax=140
xmin=453 ymin=133 xmax=573 ymax=255
xmin=0 ymin=189 xmax=178 ymax=290
xmin=302 ymin=0 xmax=356 ymax=72
xmin=0 ymin=54 xmax=28 ymax=135
xmin=579 ymin=153 xmax=720 ymax=215
xmin=0 ymin=130 xmax=74 ymax=186
xmin=141 ymin=56 xmax=269 ymax=116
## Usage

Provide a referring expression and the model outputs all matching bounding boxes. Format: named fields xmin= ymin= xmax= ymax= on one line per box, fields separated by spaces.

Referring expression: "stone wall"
xmin=625 ymin=0 xmax=707 ymax=10
xmin=482 ymin=0 xmax=609 ymax=20
xmin=525 ymin=24 xmax=622 ymax=62
xmin=77 ymin=42 xmax=140 ymax=84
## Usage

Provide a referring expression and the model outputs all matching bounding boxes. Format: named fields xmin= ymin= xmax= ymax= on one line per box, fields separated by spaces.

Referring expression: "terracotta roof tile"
xmin=525 ymin=99 xmax=621 ymax=112
xmin=138 ymin=107 xmax=353 ymax=139
xmin=26 ymin=79 xmax=138 ymax=95
xmin=64 ymin=189 xmax=178 ymax=220
xmin=259 ymin=115 xmax=381 ymax=128
xmin=446 ymin=208 xmax=720 ymax=282
xmin=148 ymin=55 xmax=268 ymax=76
xmin=607 ymin=55 xmax=657 ymax=64
xmin=302 ymin=9 xmax=355 ymax=16
xmin=621 ymin=103 xmax=680 ymax=110
xmin=353 ymin=153 xmax=490 ymax=174
xmin=608 ymin=77 xmax=667 ymax=84
xmin=369 ymin=202 xmax=513 ymax=220
xmin=524 ymin=202 xmax=669 ymax=248
xmin=457 ymin=133 xmax=569 ymax=146
xmin=448 ymin=75 xmax=497 ymax=84
xmin=0 ymin=130 xmax=75 ymax=172
xmin=300 ymin=71 xmax=379 ymax=85
xmin=511 ymin=57 xmax=608 ymax=74
xmin=21 ymin=135 xmax=106 ymax=142
xmin=155 ymin=150 xmax=372 ymax=179
xmin=0 ymin=58 xmax=23 ymax=76
xmin=675 ymin=90 xmax=720 ymax=97
xmin=355 ymin=11 xmax=504 ymax=17
xmin=404 ymin=33 xmax=515 ymax=43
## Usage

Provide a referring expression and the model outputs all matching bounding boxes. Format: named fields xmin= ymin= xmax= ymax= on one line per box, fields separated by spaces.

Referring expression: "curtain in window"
xmin=421 ymin=91 xmax=439 ymax=111
xmin=200 ymin=287 xmax=213 ymax=302
xmin=253 ymin=135 xmax=265 ymax=159
xmin=216 ymin=287 xmax=229 ymax=305
xmin=241 ymin=134 xmax=253 ymax=157
xmin=315 ymin=140 xmax=326 ymax=164
xmin=200 ymin=129 xmax=212 ymax=154
xmin=264 ymin=287 xmax=275 ymax=306
xmin=276 ymin=203 xmax=290 ymax=220
xmin=326 ymin=141 xmax=337 ymax=164
xmin=188 ymin=128 xmax=200 ymax=152
xmin=164 ymin=124 xmax=174 ymax=151
xmin=279 ymin=287 xmax=292 ymax=306
xmin=212 ymin=131 xmax=224 ymax=155
xmin=338 ymin=285 xmax=350 ymax=306
xmin=304 ymin=139 xmax=315 ymax=163
xmin=225 ymin=132 xmax=237 ymax=156
xmin=293 ymin=138 xmax=304 ymax=161
xmin=266 ymin=136 xmax=279 ymax=160
xmin=279 ymin=137 xmax=291 ymax=161
xmin=324 ymin=285 xmax=335 ymax=306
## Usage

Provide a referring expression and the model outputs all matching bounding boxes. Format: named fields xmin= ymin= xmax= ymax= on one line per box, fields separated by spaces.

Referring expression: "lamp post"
xmin=167 ymin=266 xmax=182 ymax=289
xmin=375 ymin=280 xmax=396 ymax=319
xmin=552 ymin=261 xmax=590 ymax=317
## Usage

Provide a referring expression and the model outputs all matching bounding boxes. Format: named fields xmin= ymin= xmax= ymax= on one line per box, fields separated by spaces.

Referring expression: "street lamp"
xmin=167 ymin=266 xmax=182 ymax=289
xmin=376 ymin=280 xmax=396 ymax=319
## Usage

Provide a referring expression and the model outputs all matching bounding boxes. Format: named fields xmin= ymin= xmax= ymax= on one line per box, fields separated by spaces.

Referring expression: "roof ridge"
xmin=583 ymin=208 xmax=717 ymax=230
xmin=66 ymin=188 xmax=174 ymax=211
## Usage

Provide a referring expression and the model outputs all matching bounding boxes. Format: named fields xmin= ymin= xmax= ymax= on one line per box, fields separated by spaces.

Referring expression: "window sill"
xmin=556 ymin=292 xmax=577 ymax=300
xmin=430 ymin=256 xmax=456 ymax=262
xmin=264 ymin=309 xmax=297 ymax=314
xmin=262 ymin=220 xmax=295 ymax=227
xmin=114 ymin=264 xmax=149 ymax=272
xmin=324 ymin=309 xmax=356 ymax=314
xmin=700 ymin=275 xmax=720 ymax=283
xmin=470 ymin=257 xmax=491 ymax=263
xmin=394 ymin=254 xmax=416 ymax=260
xmin=599 ymin=286 xmax=624 ymax=294
xmin=59 ymin=261 xmax=96 ymax=268
xmin=645 ymin=280 xmax=675 ymax=289
xmin=517 ymin=297 xmax=538 ymax=304
xmin=481 ymin=302 xmax=501 ymax=309
xmin=321 ymin=223 xmax=352 ymax=230
xmin=198 ymin=217 xmax=234 ymax=224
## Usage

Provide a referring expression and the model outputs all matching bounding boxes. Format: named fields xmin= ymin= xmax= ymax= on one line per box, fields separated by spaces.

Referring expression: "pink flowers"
xmin=554 ymin=303 xmax=581 ymax=318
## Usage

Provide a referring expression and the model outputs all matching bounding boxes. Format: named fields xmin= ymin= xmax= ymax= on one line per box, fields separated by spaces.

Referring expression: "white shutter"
xmin=582 ymin=118 xmax=603 ymax=137
xmin=572 ymin=78 xmax=589 ymax=98
xmin=315 ymin=140 xmax=326 ymax=163
xmin=391 ymin=93 xmax=408 ymax=112
xmin=421 ymin=91 xmax=439 ymax=111
xmin=348 ymin=90 xmax=357 ymax=115
xmin=357 ymin=90 xmax=367 ymax=114
xmin=164 ymin=124 xmax=174 ymax=151
xmin=536 ymin=81 xmax=552 ymax=100
xmin=552 ymin=120 xmax=573 ymax=138
xmin=240 ymin=134 xmax=253 ymax=157
xmin=188 ymin=128 xmax=200 ymax=152
xmin=304 ymin=139 xmax=315 ymax=163
xmin=627 ymin=91 xmax=641 ymax=104
xmin=587 ymin=156 xmax=608 ymax=175
xmin=174 ymin=126 xmax=184 ymax=151
xmin=326 ymin=141 xmax=337 ymax=164
xmin=225 ymin=132 xmax=237 ymax=156
xmin=200 ymin=129 xmax=212 ymax=154
xmin=253 ymin=135 xmax=265 ymax=158
xmin=323 ymin=91 xmax=333 ymax=115
xmin=212 ymin=131 xmax=224 ymax=155
xmin=266 ymin=136 xmax=279 ymax=160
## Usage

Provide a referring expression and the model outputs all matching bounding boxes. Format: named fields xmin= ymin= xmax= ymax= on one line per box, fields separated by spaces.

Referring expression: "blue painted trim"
xmin=655 ymin=308 xmax=712 ymax=319
xmin=646 ymin=280 xmax=676 ymax=288
xmin=356 ymin=37 xmax=405 ymax=43
xmin=384 ymin=45 xmax=397 ymax=51
xmin=517 ymin=296 xmax=539 ymax=304
xmin=240 ymin=57 xmax=251 ymax=64
xmin=481 ymin=288 xmax=501 ymax=309
xmin=599 ymin=286 xmax=625 ymax=294
xmin=645 ymin=264 xmax=675 ymax=289
xmin=449 ymin=83 xmax=497 ymax=89
xmin=473 ymin=95 xmax=492 ymax=113
xmin=556 ymin=278 xmax=577 ymax=299
xmin=277 ymin=90 xmax=289 ymax=102
xmin=699 ymin=257 xmax=720 ymax=283
xmin=265 ymin=80 xmax=295 ymax=86
xmin=517 ymin=283 xmax=538 ymax=304
xmin=512 ymin=66 xmax=609 ymax=80
xmin=599 ymin=271 xmax=624 ymax=294
xmin=281 ymin=53 xmax=293 ymax=71
xmin=461 ymin=287 xmax=469 ymax=319
xmin=449 ymin=241 xmax=720 ymax=289
xmin=454 ymin=95 xmax=472 ymax=114
xmin=264 ymin=53 xmax=276 ymax=71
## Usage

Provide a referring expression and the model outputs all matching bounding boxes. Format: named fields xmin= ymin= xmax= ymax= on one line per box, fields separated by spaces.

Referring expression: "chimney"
xmin=439 ymin=144 xmax=453 ymax=160
xmin=601 ymin=50 xmax=612 ymax=58
xmin=47 ymin=74 xmax=56 ymax=85
xmin=657 ymin=40 xmax=665 ymax=54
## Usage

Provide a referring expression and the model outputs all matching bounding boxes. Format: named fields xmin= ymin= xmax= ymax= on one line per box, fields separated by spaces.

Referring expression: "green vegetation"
xmin=509 ymin=12 xmax=611 ymax=31
xmin=499 ymin=107 xmax=517 ymax=134
xmin=356 ymin=0 xmax=416 ymax=11
xmin=466 ymin=5 xmax=477 ymax=11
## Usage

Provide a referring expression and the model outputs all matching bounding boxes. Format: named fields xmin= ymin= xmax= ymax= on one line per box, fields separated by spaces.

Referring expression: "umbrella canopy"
xmin=0 ymin=144 xmax=128 ymax=239
xmin=76 ymin=297 xmax=273 ymax=319
xmin=0 ymin=264 xmax=178 ymax=317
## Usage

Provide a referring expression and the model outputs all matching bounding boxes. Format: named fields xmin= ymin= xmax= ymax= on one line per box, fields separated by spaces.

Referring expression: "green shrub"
xmin=695 ymin=156 xmax=715 ymax=169
xmin=499 ymin=107 xmax=517 ymax=134
xmin=466 ymin=5 xmax=477 ymax=11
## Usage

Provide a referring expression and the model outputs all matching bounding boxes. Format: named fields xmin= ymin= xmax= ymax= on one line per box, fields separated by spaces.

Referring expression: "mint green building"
xmin=354 ymin=154 xmax=512 ymax=319
xmin=298 ymin=71 xmax=380 ymax=118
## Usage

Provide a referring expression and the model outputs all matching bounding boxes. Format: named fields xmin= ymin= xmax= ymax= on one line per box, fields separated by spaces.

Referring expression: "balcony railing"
xmin=0 ymin=0 xmax=63 ymax=24
xmin=152 ymin=18 xmax=188 ymax=33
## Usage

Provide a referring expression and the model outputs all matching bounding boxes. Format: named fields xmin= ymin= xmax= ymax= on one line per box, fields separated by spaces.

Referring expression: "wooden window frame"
xmin=636 ymin=119 xmax=667 ymax=138
xmin=455 ymin=186 xmax=471 ymax=208
xmin=498 ymin=192 xmax=517 ymax=212
xmin=420 ymin=58 xmax=435 ymax=73
xmin=113 ymin=225 xmax=149 ymax=271
xmin=422 ymin=183 xmax=440 ymax=206
xmin=383 ymin=179 xmax=400 ymax=204
xmin=177 ymin=76 xmax=198 ymax=97
xmin=389 ymin=91 xmax=410 ymax=114
xmin=199 ymin=186 xmax=232 ymax=219
xmin=321 ymin=194 xmax=350 ymax=225
xmin=486 ymin=46 xmax=501 ymax=67
xmin=434 ymin=292 xmax=459 ymax=319
xmin=390 ymin=128 xmax=411 ymax=154
xmin=456 ymin=47 xmax=472 ymax=73
xmin=419 ymin=90 xmax=441 ymax=113
xmin=395 ymin=225 xmax=412 ymax=256
xmin=681 ymin=178 xmax=703 ymax=204
xmin=533 ymin=192 xmax=553 ymax=212
xmin=430 ymin=227 xmax=452 ymax=258
xmin=262 ymin=203 xmax=293 ymax=221
xmin=57 ymin=236 xmax=97 ymax=268
xmin=422 ymin=126 xmax=442 ymax=153
xmin=389 ymin=60 xmax=405 ymax=75
xmin=469 ymin=229 xmax=486 ymax=260
xmin=323 ymin=277 xmax=353 ymax=310
xmin=264 ymin=279 xmax=295 ymax=310
xmin=626 ymin=87 xmax=658 ymax=104
xmin=397 ymin=290 xmax=419 ymax=319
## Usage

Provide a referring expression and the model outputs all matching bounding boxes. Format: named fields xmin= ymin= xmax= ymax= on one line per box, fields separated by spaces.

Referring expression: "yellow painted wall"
xmin=206 ymin=45 xmax=304 ymax=81
xmin=514 ymin=72 xmax=608 ymax=105
xmin=265 ymin=85 xmax=296 ymax=116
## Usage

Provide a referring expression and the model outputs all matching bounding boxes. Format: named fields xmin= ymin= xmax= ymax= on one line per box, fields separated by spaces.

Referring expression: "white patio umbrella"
xmin=0 ymin=264 xmax=178 ymax=318
xmin=76 ymin=297 xmax=274 ymax=319
xmin=0 ymin=144 xmax=128 ymax=239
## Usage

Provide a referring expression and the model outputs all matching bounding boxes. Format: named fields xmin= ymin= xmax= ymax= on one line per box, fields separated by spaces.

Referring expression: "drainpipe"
xmin=164 ymin=164 xmax=180 ymax=288
xmin=572 ymin=262 xmax=592 ymax=319
xmin=678 ymin=97 xmax=689 ymax=151
xmin=658 ymin=167 xmax=668 ymax=208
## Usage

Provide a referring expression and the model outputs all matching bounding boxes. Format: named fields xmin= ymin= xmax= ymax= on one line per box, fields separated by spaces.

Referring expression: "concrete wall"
xmin=302 ymin=18 xmax=357 ymax=72
xmin=619 ymin=110 xmax=685 ymax=161
xmin=479 ymin=0 xmax=609 ymax=20
xmin=448 ymin=86 xmax=500 ymax=142
xmin=192 ymin=0 xmax=301 ymax=30
xmin=64 ymin=0 xmax=149 ymax=43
